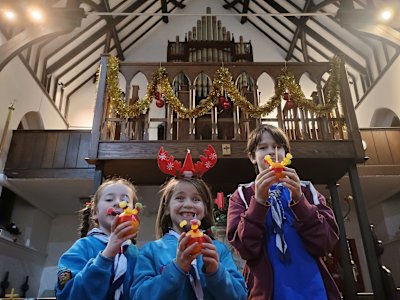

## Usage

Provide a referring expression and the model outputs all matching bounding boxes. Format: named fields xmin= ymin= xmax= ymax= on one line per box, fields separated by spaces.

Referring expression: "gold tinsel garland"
xmin=106 ymin=56 xmax=155 ymax=118
xmin=104 ymin=55 xmax=341 ymax=119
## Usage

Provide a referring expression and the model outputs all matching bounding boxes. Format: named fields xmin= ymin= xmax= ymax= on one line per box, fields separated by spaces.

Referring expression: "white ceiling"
xmin=3 ymin=178 xmax=94 ymax=217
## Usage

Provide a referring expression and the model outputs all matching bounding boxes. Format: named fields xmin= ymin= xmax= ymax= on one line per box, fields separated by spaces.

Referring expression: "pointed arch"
xmin=370 ymin=108 xmax=400 ymax=127
xmin=17 ymin=111 xmax=45 ymax=130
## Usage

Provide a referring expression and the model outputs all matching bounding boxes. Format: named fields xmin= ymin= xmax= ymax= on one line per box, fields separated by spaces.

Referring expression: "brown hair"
xmin=246 ymin=124 xmax=291 ymax=156
xmin=79 ymin=178 xmax=138 ymax=238
xmin=155 ymin=177 xmax=215 ymax=239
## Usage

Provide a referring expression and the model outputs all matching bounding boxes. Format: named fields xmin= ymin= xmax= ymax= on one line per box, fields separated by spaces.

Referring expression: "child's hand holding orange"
xmin=176 ymin=233 xmax=202 ymax=273
xmin=201 ymin=235 xmax=219 ymax=274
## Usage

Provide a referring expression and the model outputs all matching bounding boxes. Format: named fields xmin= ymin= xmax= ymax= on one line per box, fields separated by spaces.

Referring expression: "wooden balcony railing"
xmin=90 ymin=55 xmax=364 ymax=164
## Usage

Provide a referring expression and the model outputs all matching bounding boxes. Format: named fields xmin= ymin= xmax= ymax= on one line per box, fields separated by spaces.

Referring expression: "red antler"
xmin=157 ymin=147 xmax=182 ymax=176
xmin=194 ymin=144 xmax=217 ymax=177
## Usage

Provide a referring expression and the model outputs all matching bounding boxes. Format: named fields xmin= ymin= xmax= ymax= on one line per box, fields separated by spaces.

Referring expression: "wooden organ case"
xmin=165 ymin=7 xmax=255 ymax=141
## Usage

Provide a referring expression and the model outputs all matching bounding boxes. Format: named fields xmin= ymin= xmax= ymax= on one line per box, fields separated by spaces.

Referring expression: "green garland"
xmin=104 ymin=55 xmax=341 ymax=119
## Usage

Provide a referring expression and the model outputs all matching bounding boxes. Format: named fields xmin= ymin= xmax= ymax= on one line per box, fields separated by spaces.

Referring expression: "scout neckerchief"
xmin=168 ymin=229 xmax=204 ymax=300
xmin=88 ymin=228 xmax=130 ymax=300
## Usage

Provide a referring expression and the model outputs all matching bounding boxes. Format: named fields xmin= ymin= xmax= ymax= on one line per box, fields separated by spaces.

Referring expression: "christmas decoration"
xmin=155 ymin=89 xmax=165 ymax=108
xmin=157 ymin=145 xmax=217 ymax=178
xmin=101 ymin=55 xmax=341 ymax=120
xmin=285 ymin=100 xmax=296 ymax=110
xmin=213 ymin=192 xmax=229 ymax=226
xmin=155 ymin=98 xmax=165 ymax=108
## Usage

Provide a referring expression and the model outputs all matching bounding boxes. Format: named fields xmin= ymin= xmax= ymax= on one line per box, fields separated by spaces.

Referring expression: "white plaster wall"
xmin=0 ymin=55 xmax=68 ymax=171
xmin=38 ymin=214 xmax=79 ymax=297
xmin=66 ymin=81 xmax=97 ymax=129
xmin=356 ymin=55 xmax=400 ymax=127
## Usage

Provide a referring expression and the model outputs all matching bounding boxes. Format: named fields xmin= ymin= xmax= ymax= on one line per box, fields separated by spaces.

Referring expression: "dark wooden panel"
xmin=41 ymin=133 xmax=58 ymax=168
xmin=6 ymin=130 xmax=93 ymax=171
xmin=6 ymin=132 xmax=25 ymax=168
xmin=65 ymin=132 xmax=81 ymax=168
xmin=360 ymin=130 xmax=378 ymax=165
xmin=386 ymin=130 xmax=400 ymax=164
xmin=30 ymin=132 xmax=47 ymax=169
xmin=53 ymin=132 xmax=70 ymax=168
xmin=18 ymin=132 xmax=37 ymax=169
xmin=97 ymin=141 xmax=249 ymax=160
xmin=97 ymin=140 xmax=356 ymax=160
xmin=371 ymin=130 xmax=393 ymax=164
xmin=292 ymin=141 xmax=355 ymax=158
xmin=4 ymin=168 xmax=95 ymax=179
xmin=76 ymin=132 xmax=91 ymax=168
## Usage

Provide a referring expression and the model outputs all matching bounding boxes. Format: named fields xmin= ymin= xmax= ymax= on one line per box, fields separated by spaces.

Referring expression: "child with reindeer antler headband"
xmin=132 ymin=145 xmax=247 ymax=300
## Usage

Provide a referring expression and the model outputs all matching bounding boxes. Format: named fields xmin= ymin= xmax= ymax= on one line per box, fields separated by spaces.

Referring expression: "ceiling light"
xmin=28 ymin=7 xmax=45 ymax=23
xmin=3 ymin=10 xmax=16 ymax=21
xmin=378 ymin=7 xmax=394 ymax=22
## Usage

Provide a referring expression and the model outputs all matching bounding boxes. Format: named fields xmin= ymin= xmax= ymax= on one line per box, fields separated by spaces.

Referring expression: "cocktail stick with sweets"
xmin=179 ymin=218 xmax=206 ymax=255
xmin=107 ymin=201 xmax=143 ymax=236
xmin=264 ymin=146 xmax=293 ymax=180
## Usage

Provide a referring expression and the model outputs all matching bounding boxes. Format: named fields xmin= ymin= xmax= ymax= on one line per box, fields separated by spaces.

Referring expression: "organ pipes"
xmin=167 ymin=7 xmax=253 ymax=63
xmin=166 ymin=7 xmax=254 ymax=140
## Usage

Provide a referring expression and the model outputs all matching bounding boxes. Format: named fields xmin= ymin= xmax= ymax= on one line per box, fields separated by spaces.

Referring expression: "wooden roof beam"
xmin=161 ymin=0 xmax=169 ymax=23
xmin=241 ymin=0 xmax=250 ymax=24
xmin=223 ymin=0 xmax=242 ymax=9
xmin=286 ymin=0 xmax=313 ymax=61
xmin=266 ymin=0 xmax=366 ymax=73
xmin=46 ymin=0 xmax=147 ymax=75
xmin=170 ymin=0 xmax=185 ymax=9
xmin=103 ymin=0 xmax=124 ymax=60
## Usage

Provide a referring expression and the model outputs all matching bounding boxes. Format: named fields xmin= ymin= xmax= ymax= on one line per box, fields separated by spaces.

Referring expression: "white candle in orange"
xmin=275 ymin=146 xmax=278 ymax=162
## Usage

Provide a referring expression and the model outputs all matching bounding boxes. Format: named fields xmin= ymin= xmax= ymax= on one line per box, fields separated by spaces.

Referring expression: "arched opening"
xmin=370 ymin=108 xmax=400 ymax=127
xmin=17 ymin=111 xmax=44 ymax=130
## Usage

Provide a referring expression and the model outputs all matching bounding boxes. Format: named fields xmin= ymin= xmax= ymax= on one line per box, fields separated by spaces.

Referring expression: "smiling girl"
xmin=132 ymin=148 xmax=247 ymax=300
xmin=56 ymin=178 xmax=139 ymax=300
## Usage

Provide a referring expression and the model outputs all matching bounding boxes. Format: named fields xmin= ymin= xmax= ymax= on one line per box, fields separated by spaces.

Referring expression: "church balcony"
xmin=4 ymin=58 xmax=373 ymax=191
xmin=85 ymin=56 xmax=365 ymax=189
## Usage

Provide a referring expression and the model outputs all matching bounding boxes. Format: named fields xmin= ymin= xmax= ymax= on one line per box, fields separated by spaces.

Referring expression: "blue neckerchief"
xmin=267 ymin=184 xmax=290 ymax=261
xmin=167 ymin=229 xmax=204 ymax=300
xmin=265 ymin=185 xmax=327 ymax=300
xmin=87 ymin=228 xmax=129 ymax=300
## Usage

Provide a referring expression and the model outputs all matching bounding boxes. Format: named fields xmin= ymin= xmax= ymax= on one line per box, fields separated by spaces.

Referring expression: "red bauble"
xmin=118 ymin=213 xmax=140 ymax=235
xmin=187 ymin=235 xmax=206 ymax=254
xmin=222 ymin=100 xmax=231 ymax=110
xmin=286 ymin=100 xmax=295 ymax=109
xmin=156 ymin=99 xmax=165 ymax=108
xmin=219 ymin=96 xmax=226 ymax=106
xmin=283 ymin=92 xmax=290 ymax=101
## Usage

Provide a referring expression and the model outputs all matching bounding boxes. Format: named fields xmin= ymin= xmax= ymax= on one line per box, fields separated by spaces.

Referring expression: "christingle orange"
xmin=107 ymin=201 xmax=143 ymax=236
xmin=264 ymin=152 xmax=293 ymax=180
xmin=180 ymin=219 xmax=205 ymax=255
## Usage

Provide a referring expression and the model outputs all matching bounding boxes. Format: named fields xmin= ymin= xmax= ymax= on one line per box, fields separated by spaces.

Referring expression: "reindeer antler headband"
xmin=158 ymin=145 xmax=217 ymax=178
